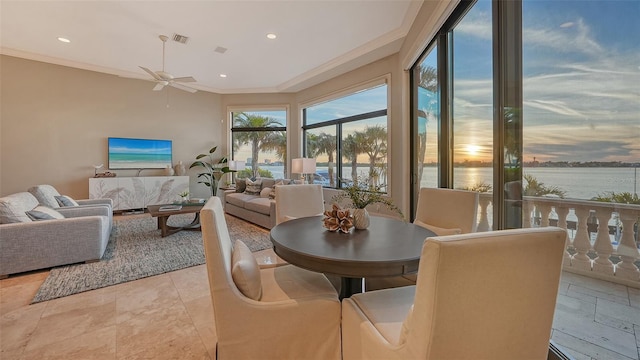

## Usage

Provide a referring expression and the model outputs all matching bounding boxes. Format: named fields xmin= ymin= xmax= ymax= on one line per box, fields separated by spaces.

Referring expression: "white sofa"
xmin=0 ymin=192 xmax=111 ymax=278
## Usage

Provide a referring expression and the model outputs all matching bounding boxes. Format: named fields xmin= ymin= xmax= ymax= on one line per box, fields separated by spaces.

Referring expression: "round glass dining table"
xmin=270 ymin=215 xmax=435 ymax=299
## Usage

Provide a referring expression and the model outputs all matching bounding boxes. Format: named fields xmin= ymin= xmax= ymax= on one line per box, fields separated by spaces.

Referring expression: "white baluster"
xmin=572 ymin=206 xmax=592 ymax=271
xmin=555 ymin=206 xmax=571 ymax=266
xmin=592 ymin=208 xmax=614 ymax=275
xmin=523 ymin=200 xmax=533 ymax=228
xmin=538 ymin=203 xmax=552 ymax=227
xmin=614 ymin=209 xmax=640 ymax=281
xmin=477 ymin=196 xmax=490 ymax=232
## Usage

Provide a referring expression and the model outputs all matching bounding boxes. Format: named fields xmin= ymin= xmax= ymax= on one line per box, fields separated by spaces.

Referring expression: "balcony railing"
xmin=477 ymin=193 xmax=640 ymax=288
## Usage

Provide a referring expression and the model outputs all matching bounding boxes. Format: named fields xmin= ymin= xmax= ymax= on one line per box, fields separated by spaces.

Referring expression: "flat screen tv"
xmin=108 ymin=137 xmax=172 ymax=170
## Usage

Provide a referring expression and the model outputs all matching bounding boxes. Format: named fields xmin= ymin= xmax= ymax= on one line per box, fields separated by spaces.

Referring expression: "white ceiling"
xmin=1 ymin=1 xmax=422 ymax=94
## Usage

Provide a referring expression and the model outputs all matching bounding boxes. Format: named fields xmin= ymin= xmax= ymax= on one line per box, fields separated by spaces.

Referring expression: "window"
xmin=410 ymin=0 xmax=639 ymax=229
xmin=231 ymin=109 xmax=287 ymax=179
xmin=303 ymin=82 xmax=389 ymax=190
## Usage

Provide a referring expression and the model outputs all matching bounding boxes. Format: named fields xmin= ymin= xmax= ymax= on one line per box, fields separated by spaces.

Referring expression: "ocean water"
xmin=254 ymin=165 xmax=638 ymax=201
xmin=109 ymin=153 xmax=172 ymax=169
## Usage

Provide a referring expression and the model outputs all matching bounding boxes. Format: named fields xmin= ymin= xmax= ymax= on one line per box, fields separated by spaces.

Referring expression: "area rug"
xmin=31 ymin=213 xmax=271 ymax=303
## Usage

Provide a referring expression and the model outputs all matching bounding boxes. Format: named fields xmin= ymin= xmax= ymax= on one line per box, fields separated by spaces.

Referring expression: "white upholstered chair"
xmin=342 ymin=227 xmax=567 ymax=360
xmin=414 ymin=187 xmax=479 ymax=235
xmin=275 ymin=184 xmax=325 ymax=225
xmin=252 ymin=184 xmax=326 ymax=268
xmin=366 ymin=187 xmax=480 ymax=290
xmin=200 ymin=197 xmax=341 ymax=360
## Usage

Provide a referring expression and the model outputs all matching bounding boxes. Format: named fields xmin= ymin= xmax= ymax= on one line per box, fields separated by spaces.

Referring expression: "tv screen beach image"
xmin=108 ymin=138 xmax=172 ymax=169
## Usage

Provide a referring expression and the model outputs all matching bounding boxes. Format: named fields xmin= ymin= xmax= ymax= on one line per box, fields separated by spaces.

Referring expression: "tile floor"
xmin=2 ymin=262 xmax=639 ymax=359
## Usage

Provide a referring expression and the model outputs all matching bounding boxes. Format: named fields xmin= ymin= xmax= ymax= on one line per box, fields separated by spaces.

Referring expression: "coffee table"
xmin=147 ymin=204 xmax=204 ymax=237
xmin=270 ymin=215 xmax=434 ymax=299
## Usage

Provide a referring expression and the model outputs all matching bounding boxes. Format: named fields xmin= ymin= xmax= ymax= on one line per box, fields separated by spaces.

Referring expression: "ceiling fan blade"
xmin=139 ymin=66 xmax=162 ymax=81
xmin=172 ymin=76 xmax=196 ymax=83
xmin=170 ymin=82 xmax=198 ymax=93
xmin=152 ymin=83 xmax=165 ymax=91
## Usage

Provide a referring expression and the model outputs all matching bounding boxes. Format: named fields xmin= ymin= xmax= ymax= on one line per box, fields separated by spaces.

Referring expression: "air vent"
xmin=172 ymin=34 xmax=189 ymax=44
xmin=214 ymin=46 xmax=228 ymax=54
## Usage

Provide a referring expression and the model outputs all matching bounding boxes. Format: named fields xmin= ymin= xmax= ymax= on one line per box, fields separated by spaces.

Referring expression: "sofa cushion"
xmin=28 ymin=184 xmax=62 ymax=208
xmin=26 ymin=205 xmax=65 ymax=221
xmin=231 ymin=240 xmax=262 ymax=300
xmin=245 ymin=179 xmax=262 ymax=195
xmin=260 ymin=178 xmax=276 ymax=189
xmin=0 ymin=192 xmax=40 ymax=224
xmin=235 ymin=178 xmax=247 ymax=193
xmin=260 ymin=187 xmax=272 ymax=198
xmin=55 ymin=195 xmax=79 ymax=207
xmin=226 ymin=192 xmax=259 ymax=208
xmin=244 ymin=197 xmax=273 ymax=215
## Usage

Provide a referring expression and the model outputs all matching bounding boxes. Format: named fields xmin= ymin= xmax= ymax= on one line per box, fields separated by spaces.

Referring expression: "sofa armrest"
xmin=57 ymin=205 xmax=111 ymax=218
xmin=0 ymin=216 xmax=111 ymax=276
xmin=77 ymin=198 xmax=113 ymax=209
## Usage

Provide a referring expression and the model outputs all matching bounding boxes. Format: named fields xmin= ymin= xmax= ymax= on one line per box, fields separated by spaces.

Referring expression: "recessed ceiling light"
xmin=57 ymin=37 xmax=71 ymax=43
xmin=266 ymin=33 xmax=277 ymax=40
xmin=219 ymin=74 xmax=227 ymax=78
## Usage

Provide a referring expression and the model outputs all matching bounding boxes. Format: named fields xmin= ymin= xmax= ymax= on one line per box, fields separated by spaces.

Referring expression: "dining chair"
xmin=200 ymin=196 xmax=341 ymax=359
xmin=275 ymin=184 xmax=325 ymax=225
xmin=366 ymin=187 xmax=480 ymax=290
xmin=414 ymin=187 xmax=479 ymax=235
xmin=343 ymin=227 xmax=567 ymax=360
xmin=252 ymin=184 xmax=326 ymax=269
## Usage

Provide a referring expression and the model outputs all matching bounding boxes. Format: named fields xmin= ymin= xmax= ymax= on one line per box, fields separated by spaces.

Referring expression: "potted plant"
xmin=189 ymin=146 xmax=232 ymax=197
xmin=331 ymin=175 xmax=404 ymax=229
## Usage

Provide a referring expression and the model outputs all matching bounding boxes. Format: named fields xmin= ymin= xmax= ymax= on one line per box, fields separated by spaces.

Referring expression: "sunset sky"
xmin=446 ymin=0 xmax=639 ymax=163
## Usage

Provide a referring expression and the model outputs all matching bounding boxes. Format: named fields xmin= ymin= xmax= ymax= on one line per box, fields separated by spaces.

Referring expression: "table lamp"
xmin=228 ymin=160 xmax=245 ymax=185
xmin=292 ymin=158 xmax=316 ymax=184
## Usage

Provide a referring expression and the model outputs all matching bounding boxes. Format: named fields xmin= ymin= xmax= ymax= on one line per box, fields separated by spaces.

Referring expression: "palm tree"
xmin=262 ymin=131 xmax=287 ymax=176
xmin=233 ymin=112 xmax=283 ymax=177
xmin=315 ymin=132 xmax=336 ymax=186
xmin=361 ymin=125 xmax=387 ymax=186
xmin=417 ymin=65 xmax=437 ymax=183
xmin=343 ymin=132 xmax=371 ymax=183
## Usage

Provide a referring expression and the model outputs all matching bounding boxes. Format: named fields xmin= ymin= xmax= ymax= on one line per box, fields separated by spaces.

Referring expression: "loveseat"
xmin=0 ymin=192 xmax=112 ymax=278
xmin=223 ymin=178 xmax=297 ymax=229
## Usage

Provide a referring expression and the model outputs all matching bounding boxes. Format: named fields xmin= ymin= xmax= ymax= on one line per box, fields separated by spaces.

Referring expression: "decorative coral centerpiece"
xmin=323 ymin=204 xmax=354 ymax=233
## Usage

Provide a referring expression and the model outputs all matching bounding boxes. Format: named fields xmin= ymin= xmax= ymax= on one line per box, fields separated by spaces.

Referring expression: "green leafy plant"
xmin=592 ymin=191 xmax=640 ymax=205
xmin=523 ymin=174 xmax=566 ymax=198
xmin=460 ymin=182 xmax=493 ymax=193
xmin=331 ymin=175 xmax=404 ymax=220
xmin=189 ymin=146 xmax=231 ymax=196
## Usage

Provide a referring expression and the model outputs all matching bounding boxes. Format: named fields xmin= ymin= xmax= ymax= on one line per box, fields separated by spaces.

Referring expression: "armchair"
xmin=343 ymin=227 xmax=567 ymax=360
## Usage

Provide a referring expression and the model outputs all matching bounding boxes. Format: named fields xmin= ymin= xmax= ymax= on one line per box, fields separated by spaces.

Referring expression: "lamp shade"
xmin=229 ymin=160 xmax=245 ymax=171
xmin=292 ymin=158 xmax=316 ymax=174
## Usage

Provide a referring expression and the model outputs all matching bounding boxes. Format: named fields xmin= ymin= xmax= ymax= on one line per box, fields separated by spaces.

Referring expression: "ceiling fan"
xmin=139 ymin=35 xmax=197 ymax=93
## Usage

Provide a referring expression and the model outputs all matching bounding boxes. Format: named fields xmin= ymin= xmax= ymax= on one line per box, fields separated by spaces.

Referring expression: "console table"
xmin=89 ymin=176 xmax=189 ymax=211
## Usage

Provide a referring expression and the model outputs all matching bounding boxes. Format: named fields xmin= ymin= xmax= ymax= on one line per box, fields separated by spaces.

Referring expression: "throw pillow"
xmin=231 ymin=240 xmax=262 ymax=300
xmin=25 ymin=205 xmax=65 ymax=221
xmin=244 ymin=178 xmax=262 ymax=195
xmin=54 ymin=195 xmax=79 ymax=207
xmin=414 ymin=219 xmax=461 ymax=236
xmin=235 ymin=178 xmax=247 ymax=193
xmin=260 ymin=187 xmax=272 ymax=198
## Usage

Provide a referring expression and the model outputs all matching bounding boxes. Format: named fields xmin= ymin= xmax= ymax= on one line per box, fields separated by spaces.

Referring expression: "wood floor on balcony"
xmin=1 ymin=266 xmax=639 ymax=359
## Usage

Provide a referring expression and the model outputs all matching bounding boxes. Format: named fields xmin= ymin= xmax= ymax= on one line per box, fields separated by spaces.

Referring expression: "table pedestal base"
xmin=340 ymin=277 xmax=364 ymax=300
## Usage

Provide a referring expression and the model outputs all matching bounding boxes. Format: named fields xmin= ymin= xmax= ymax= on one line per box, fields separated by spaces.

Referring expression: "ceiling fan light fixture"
xmin=266 ymin=33 xmax=277 ymax=40
xmin=219 ymin=74 xmax=227 ymax=78
xmin=57 ymin=37 xmax=71 ymax=43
